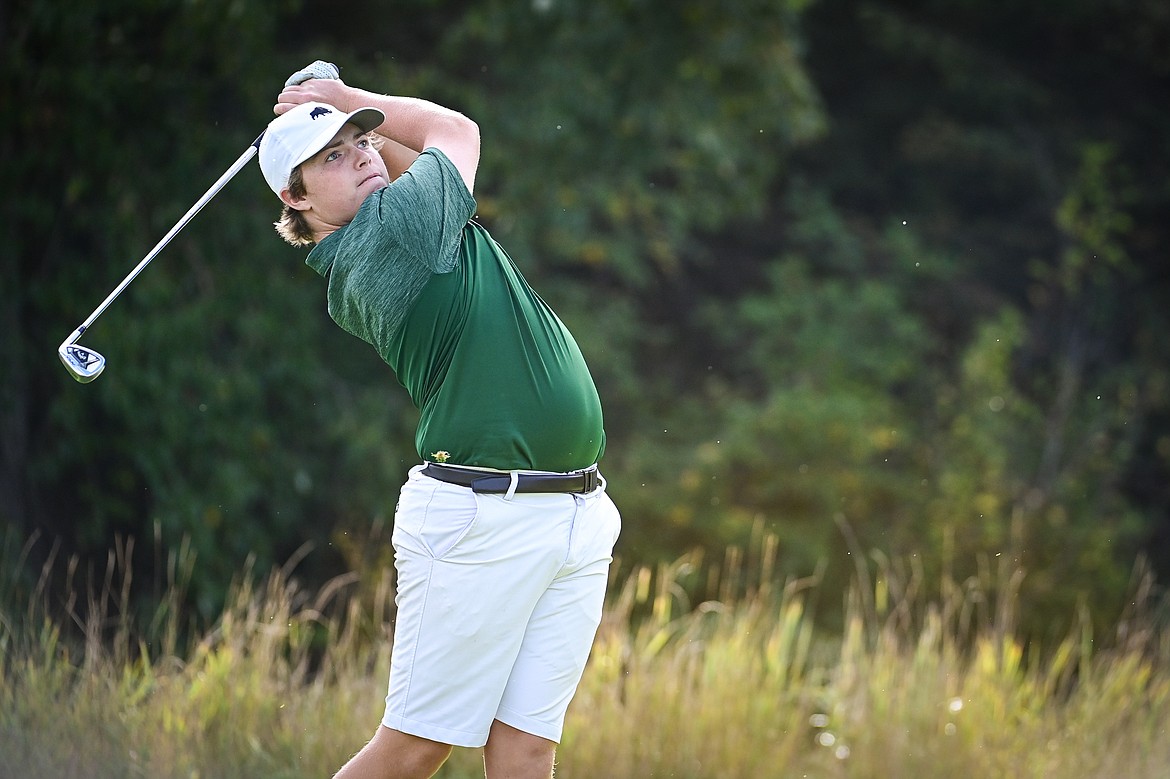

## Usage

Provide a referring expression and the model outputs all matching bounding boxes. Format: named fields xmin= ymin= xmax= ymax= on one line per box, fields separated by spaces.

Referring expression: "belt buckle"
xmin=580 ymin=467 xmax=599 ymax=493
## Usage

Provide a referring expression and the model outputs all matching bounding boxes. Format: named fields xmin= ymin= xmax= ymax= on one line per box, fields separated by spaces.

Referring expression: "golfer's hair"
xmin=274 ymin=166 xmax=314 ymax=247
xmin=274 ymin=132 xmax=387 ymax=248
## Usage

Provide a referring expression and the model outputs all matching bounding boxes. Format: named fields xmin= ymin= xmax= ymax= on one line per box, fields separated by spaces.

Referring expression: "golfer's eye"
xmin=325 ymin=150 xmax=341 ymax=162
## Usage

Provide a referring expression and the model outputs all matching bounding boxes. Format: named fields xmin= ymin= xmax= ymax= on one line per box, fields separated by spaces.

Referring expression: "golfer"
xmin=259 ymin=63 xmax=621 ymax=779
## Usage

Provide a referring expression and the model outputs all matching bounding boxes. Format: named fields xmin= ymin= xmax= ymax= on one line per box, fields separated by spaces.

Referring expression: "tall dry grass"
xmin=1 ymin=529 xmax=1167 ymax=778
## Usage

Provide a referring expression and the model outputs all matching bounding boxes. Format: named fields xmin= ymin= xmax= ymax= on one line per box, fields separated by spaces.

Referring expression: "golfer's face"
xmin=299 ymin=123 xmax=389 ymax=226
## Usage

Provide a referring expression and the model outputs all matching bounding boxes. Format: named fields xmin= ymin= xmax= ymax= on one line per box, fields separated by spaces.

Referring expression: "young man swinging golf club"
xmin=259 ymin=62 xmax=621 ymax=779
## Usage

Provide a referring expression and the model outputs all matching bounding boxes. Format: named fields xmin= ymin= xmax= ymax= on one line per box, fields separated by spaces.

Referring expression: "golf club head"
xmin=59 ymin=343 xmax=106 ymax=383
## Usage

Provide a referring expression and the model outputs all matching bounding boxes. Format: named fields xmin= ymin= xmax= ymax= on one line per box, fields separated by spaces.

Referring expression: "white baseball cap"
xmin=258 ymin=101 xmax=385 ymax=196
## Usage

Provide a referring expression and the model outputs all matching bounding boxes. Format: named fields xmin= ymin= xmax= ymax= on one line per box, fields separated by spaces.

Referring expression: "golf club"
xmin=58 ymin=132 xmax=265 ymax=383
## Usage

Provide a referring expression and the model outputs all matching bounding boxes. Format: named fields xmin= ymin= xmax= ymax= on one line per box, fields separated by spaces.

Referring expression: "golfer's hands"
xmin=285 ymin=60 xmax=340 ymax=86
xmin=275 ymin=60 xmax=349 ymax=116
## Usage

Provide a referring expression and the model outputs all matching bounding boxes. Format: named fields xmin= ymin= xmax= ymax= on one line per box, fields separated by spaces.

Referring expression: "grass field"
xmin=1 ymin=534 xmax=1168 ymax=778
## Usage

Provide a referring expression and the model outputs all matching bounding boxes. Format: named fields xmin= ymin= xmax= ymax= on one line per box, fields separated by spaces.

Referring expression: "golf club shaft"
xmin=61 ymin=132 xmax=265 ymax=349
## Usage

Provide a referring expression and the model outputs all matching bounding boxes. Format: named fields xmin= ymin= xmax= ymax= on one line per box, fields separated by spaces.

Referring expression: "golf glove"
xmin=285 ymin=60 xmax=341 ymax=87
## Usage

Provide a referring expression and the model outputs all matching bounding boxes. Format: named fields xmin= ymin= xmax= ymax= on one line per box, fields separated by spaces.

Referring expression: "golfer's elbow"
xmin=455 ymin=114 xmax=481 ymax=165
xmin=454 ymin=111 xmax=480 ymax=143
xmin=424 ymin=111 xmax=478 ymax=153
xmin=431 ymin=113 xmax=480 ymax=193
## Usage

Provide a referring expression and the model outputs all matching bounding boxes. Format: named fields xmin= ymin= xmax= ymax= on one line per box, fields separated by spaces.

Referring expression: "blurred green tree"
xmin=3 ymin=0 xmax=1167 ymax=636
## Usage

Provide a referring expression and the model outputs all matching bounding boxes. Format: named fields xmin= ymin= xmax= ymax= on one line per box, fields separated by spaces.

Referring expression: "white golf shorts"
xmin=382 ymin=464 xmax=621 ymax=747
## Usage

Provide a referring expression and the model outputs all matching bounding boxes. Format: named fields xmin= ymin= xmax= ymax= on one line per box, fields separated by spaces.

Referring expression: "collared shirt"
xmin=306 ymin=148 xmax=605 ymax=472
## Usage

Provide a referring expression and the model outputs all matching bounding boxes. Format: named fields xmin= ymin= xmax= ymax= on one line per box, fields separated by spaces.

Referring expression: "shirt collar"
xmin=305 ymin=227 xmax=342 ymax=277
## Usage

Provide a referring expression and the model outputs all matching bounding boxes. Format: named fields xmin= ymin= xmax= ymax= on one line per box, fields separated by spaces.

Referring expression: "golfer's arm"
xmin=378 ymin=136 xmax=424 ymax=181
xmin=345 ymin=88 xmax=481 ymax=192
xmin=276 ymin=80 xmax=480 ymax=190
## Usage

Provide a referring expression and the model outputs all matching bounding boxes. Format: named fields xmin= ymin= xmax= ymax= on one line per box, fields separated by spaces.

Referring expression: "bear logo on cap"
xmin=309 ymin=106 xmax=332 ymax=120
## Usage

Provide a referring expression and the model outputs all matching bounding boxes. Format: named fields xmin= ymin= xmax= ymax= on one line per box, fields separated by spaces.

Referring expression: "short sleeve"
xmin=370 ymin=148 xmax=477 ymax=273
xmin=311 ymin=147 xmax=477 ymax=360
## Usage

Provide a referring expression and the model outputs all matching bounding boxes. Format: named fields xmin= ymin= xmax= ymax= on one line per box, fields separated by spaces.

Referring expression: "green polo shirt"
xmin=305 ymin=148 xmax=604 ymax=472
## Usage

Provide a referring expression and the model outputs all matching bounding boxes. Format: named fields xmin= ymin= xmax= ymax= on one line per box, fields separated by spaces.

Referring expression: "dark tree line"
xmin=3 ymin=0 xmax=1167 ymax=633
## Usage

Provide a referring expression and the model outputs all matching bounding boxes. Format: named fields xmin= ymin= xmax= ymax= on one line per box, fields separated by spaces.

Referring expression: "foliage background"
xmin=3 ymin=0 xmax=1168 ymax=633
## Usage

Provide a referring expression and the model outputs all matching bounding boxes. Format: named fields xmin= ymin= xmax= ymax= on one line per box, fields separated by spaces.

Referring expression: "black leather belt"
xmin=422 ymin=463 xmax=600 ymax=494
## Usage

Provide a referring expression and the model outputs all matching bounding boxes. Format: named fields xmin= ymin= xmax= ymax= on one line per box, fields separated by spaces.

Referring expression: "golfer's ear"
xmin=280 ymin=188 xmax=311 ymax=211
